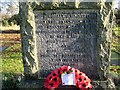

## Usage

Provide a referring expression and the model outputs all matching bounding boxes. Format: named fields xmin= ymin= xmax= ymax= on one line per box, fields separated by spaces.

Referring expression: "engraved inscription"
xmin=35 ymin=10 xmax=98 ymax=79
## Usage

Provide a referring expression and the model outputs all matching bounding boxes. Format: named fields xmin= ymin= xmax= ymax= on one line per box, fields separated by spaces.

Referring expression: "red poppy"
xmin=45 ymin=74 xmax=53 ymax=82
xmin=60 ymin=66 xmax=69 ymax=74
xmin=86 ymin=83 xmax=92 ymax=89
xmin=76 ymin=81 xmax=89 ymax=90
xmin=76 ymin=77 xmax=92 ymax=89
xmin=44 ymin=66 xmax=92 ymax=90
xmin=52 ymin=76 xmax=61 ymax=84
xmin=75 ymin=71 xmax=92 ymax=90
xmin=75 ymin=69 xmax=81 ymax=74
xmin=52 ymin=68 xmax=61 ymax=76
xmin=44 ymin=76 xmax=62 ymax=89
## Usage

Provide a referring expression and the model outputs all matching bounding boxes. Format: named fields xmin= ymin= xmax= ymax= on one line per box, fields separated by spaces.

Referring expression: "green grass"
xmin=112 ymin=26 xmax=120 ymax=54
xmin=113 ymin=26 xmax=120 ymax=37
xmin=2 ymin=43 xmax=24 ymax=74
xmin=110 ymin=66 xmax=120 ymax=74
xmin=113 ymin=26 xmax=120 ymax=30
xmin=2 ymin=59 xmax=23 ymax=73
xmin=111 ymin=51 xmax=120 ymax=60
xmin=2 ymin=43 xmax=24 ymax=88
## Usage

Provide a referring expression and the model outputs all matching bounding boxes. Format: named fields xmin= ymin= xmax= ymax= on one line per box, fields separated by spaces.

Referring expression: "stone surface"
xmin=35 ymin=10 xmax=98 ymax=79
xmin=19 ymin=2 xmax=38 ymax=78
xmin=17 ymin=79 xmax=116 ymax=90
xmin=19 ymin=1 xmax=115 ymax=89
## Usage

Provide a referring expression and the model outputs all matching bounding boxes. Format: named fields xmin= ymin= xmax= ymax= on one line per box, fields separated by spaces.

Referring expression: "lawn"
xmin=113 ymin=26 xmax=120 ymax=37
xmin=2 ymin=44 xmax=23 ymax=74
xmin=111 ymin=26 xmax=120 ymax=54
xmin=2 ymin=43 xmax=24 ymax=89
xmin=1 ymin=33 xmax=23 ymax=74
xmin=111 ymin=51 xmax=120 ymax=60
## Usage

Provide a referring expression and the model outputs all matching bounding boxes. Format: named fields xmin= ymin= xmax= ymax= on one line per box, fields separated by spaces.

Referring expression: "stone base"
xmin=92 ymin=79 xmax=116 ymax=90
xmin=17 ymin=79 xmax=44 ymax=90
xmin=17 ymin=78 xmax=116 ymax=90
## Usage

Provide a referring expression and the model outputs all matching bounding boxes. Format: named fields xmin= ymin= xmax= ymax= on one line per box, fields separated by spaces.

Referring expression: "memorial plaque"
xmin=35 ymin=10 xmax=98 ymax=79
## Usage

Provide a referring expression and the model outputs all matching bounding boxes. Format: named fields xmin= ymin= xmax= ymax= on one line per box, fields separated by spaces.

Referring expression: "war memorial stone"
xmin=35 ymin=10 xmax=98 ymax=79
xmin=19 ymin=1 xmax=116 ymax=89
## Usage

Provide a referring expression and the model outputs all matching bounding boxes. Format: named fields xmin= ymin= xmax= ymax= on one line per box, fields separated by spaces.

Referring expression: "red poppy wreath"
xmin=44 ymin=66 xmax=92 ymax=90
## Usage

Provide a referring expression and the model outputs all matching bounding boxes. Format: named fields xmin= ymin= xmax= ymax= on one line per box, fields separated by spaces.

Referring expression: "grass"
xmin=2 ymin=43 xmax=24 ymax=89
xmin=110 ymin=66 xmax=120 ymax=74
xmin=2 ymin=43 xmax=24 ymax=74
xmin=110 ymin=66 xmax=120 ymax=89
xmin=113 ymin=26 xmax=120 ymax=34
xmin=111 ymin=26 xmax=120 ymax=54
xmin=111 ymin=51 xmax=120 ymax=60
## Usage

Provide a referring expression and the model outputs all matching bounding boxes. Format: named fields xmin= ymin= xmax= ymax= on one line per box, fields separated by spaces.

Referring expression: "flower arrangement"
xmin=44 ymin=66 xmax=92 ymax=90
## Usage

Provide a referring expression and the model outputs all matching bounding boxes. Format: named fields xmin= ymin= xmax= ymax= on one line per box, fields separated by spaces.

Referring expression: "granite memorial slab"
xmin=35 ymin=10 xmax=99 ymax=79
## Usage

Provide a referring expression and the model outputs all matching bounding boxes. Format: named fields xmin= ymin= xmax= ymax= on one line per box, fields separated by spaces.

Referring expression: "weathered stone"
xmin=19 ymin=1 xmax=115 ymax=89
xmin=35 ymin=10 xmax=99 ymax=79
xmin=33 ymin=2 xmax=99 ymax=10
xmin=19 ymin=2 xmax=38 ymax=78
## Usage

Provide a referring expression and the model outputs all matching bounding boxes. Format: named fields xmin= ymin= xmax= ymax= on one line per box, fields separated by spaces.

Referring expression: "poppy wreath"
xmin=44 ymin=66 xmax=92 ymax=90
